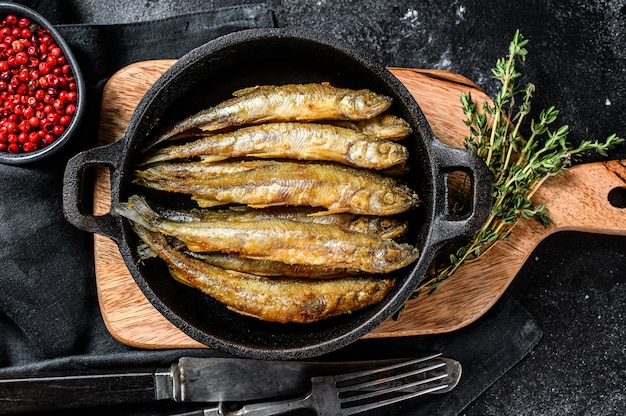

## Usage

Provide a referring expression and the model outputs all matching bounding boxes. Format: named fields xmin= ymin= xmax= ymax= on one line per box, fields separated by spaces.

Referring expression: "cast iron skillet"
xmin=62 ymin=28 xmax=492 ymax=360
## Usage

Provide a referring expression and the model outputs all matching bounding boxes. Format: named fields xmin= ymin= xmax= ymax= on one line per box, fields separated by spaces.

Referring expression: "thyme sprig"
xmin=415 ymin=30 xmax=624 ymax=296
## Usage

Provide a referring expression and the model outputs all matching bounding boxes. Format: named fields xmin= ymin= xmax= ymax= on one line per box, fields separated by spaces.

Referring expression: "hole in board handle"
xmin=608 ymin=187 xmax=626 ymax=208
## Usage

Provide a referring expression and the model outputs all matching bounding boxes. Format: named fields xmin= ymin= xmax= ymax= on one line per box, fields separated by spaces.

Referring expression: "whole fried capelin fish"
xmin=149 ymin=83 xmax=393 ymax=146
xmin=156 ymin=204 xmax=408 ymax=239
xmin=132 ymin=225 xmax=395 ymax=323
xmin=141 ymin=122 xmax=409 ymax=170
xmin=134 ymin=160 xmax=420 ymax=215
xmin=115 ymin=195 xmax=420 ymax=274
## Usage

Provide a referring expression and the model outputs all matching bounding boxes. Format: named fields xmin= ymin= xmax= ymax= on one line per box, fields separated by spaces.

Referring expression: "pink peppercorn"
xmin=0 ymin=14 xmax=77 ymax=153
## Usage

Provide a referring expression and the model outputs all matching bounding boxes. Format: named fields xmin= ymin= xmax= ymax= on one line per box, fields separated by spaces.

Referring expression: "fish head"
xmin=344 ymin=135 xmax=409 ymax=170
xmin=339 ymin=91 xmax=392 ymax=119
xmin=369 ymin=186 xmax=420 ymax=215
xmin=373 ymin=141 xmax=409 ymax=166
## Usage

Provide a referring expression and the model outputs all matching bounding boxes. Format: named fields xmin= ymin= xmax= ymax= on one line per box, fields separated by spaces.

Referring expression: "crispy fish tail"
xmin=113 ymin=195 xmax=156 ymax=230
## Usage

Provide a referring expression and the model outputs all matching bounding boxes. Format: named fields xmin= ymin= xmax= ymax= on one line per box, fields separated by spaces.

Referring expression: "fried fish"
xmin=132 ymin=224 xmax=395 ymax=323
xmin=156 ymin=205 xmax=408 ymax=239
xmin=115 ymin=195 xmax=420 ymax=274
xmin=141 ymin=122 xmax=408 ymax=170
xmin=149 ymin=83 xmax=393 ymax=146
xmin=134 ymin=160 xmax=420 ymax=215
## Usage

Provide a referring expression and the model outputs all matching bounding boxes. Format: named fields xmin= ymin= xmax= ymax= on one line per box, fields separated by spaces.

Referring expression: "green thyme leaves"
xmin=415 ymin=30 xmax=623 ymax=296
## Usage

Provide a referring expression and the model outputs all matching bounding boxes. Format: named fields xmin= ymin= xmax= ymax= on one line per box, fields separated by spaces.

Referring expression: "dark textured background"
xmin=8 ymin=1 xmax=626 ymax=415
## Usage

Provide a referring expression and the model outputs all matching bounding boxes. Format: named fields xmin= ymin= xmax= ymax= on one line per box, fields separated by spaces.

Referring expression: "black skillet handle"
xmin=428 ymin=139 xmax=493 ymax=247
xmin=62 ymin=139 xmax=125 ymax=242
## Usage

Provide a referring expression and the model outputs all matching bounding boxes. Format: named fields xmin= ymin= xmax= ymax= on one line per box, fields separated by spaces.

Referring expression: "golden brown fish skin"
xmin=134 ymin=161 xmax=420 ymax=216
xmin=347 ymin=216 xmax=409 ymax=239
xmin=139 ymin=169 xmax=409 ymax=238
xmin=186 ymin=252 xmax=358 ymax=279
xmin=133 ymin=225 xmax=395 ymax=323
xmin=141 ymin=122 xmax=408 ymax=170
xmin=137 ymin=232 xmax=359 ymax=278
xmin=115 ymin=195 xmax=420 ymax=274
xmin=157 ymin=204 xmax=408 ymax=239
xmin=136 ymin=160 xmax=279 ymax=179
xmin=151 ymin=83 xmax=393 ymax=145
xmin=328 ymin=114 xmax=413 ymax=141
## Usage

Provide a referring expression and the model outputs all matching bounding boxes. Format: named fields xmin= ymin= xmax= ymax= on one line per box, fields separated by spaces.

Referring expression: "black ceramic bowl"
xmin=0 ymin=2 xmax=85 ymax=165
xmin=63 ymin=28 xmax=492 ymax=359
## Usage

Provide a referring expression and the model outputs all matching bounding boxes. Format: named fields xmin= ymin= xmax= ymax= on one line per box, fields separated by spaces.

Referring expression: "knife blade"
xmin=0 ymin=355 xmax=419 ymax=414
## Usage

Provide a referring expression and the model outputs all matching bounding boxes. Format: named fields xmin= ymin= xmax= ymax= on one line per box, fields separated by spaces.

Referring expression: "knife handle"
xmin=0 ymin=368 xmax=163 ymax=414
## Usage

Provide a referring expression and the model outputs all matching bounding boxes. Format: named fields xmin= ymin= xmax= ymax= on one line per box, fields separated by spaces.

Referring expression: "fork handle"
xmin=217 ymin=388 xmax=315 ymax=416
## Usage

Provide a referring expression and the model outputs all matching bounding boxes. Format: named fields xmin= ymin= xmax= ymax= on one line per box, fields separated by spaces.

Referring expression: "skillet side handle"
xmin=428 ymin=140 xmax=493 ymax=247
xmin=62 ymin=139 xmax=124 ymax=242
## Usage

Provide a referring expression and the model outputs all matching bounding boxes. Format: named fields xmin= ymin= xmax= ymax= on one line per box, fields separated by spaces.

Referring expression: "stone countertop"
xmin=51 ymin=1 xmax=626 ymax=414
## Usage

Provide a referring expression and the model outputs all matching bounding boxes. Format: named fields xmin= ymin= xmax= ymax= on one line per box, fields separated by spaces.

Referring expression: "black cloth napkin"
xmin=0 ymin=2 xmax=542 ymax=415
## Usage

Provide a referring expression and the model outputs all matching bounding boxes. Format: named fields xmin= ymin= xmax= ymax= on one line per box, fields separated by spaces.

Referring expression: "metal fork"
xmin=215 ymin=353 xmax=461 ymax=416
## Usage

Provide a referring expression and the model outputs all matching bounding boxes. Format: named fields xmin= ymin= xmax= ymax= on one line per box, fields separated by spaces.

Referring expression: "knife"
xmin=0 ymin=355 xmax=424 ymax=414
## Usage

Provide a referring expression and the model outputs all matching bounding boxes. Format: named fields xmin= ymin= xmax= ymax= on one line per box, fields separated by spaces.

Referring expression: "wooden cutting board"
xmin=93 ymin=60 xmax=626 ymax=349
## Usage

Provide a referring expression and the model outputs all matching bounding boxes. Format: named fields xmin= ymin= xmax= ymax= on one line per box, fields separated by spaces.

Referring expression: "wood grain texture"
xmin=93 ymin=60 xmax=626 ymax=348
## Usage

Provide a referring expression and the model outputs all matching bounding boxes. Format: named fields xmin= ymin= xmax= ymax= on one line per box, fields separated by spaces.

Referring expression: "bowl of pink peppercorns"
xmin=0 ymin=3 xmax=85 ymax=164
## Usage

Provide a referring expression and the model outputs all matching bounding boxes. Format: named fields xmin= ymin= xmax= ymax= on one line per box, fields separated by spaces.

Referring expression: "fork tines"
xmin=334 ymin=353 xmax=457 ymax=414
